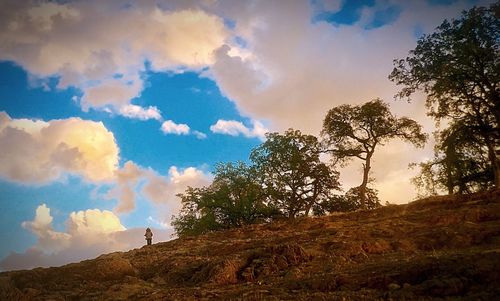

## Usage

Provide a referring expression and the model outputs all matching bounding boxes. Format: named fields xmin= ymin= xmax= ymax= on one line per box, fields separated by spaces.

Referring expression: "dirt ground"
xmin=1 ymin=189 xmax=499 ymax=300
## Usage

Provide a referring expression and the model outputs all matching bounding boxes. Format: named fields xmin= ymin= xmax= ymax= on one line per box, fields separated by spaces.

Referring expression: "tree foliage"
xmin=411 ymin=120 xmax=494 ymax=197
xmin=250 ymin=129 xmax=341 ymax=218
xmin=322 ymin=99 xmax=427 ymax=207
xmin=172 ymin=162 xmax=275 ymax=236
xmin=390 ymin=4 xmax=500 ymax=189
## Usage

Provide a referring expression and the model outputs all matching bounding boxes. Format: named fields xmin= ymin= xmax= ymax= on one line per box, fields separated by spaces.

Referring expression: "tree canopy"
xmin=412 ymin=120 xmax=494 ymax=196
xmin=390 ymin=4 xmax=500 ymax=189
xmin=322 ymin=99 xmax=427 ymax=207
xmin=250 ymin=129 xmax=340 ymax=218
xmin=172 ymin=162 xmax=275 ymax=236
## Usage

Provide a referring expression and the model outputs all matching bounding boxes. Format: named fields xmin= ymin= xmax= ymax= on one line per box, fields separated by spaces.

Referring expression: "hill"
xmin=1 ymin=190 xmax=499 ymax=300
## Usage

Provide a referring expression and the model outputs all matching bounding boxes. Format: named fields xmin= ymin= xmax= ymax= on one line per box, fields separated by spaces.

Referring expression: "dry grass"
xmin=1 ymin=189 xmax=499 ymax=300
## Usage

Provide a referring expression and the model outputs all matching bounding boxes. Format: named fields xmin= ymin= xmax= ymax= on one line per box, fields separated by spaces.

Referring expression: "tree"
xmin=343 ymin=186 xmax=381 ymax=210
xmin=389 ymin=4 xmax=500 ymax=188
xmin=171 ymin=186 xmax=221 ymax=237
xmin=322 ymin=99 xmax=427 ymax=208
xmin=250 ymin=129 xmax=340 ymax=219
xmin=319 ymin=187 xmax=381 ymax=214
xmin=411 ymin=120 xmax=494 ymax=197
xmin=172 ymin=162 xmax=274 ymax=236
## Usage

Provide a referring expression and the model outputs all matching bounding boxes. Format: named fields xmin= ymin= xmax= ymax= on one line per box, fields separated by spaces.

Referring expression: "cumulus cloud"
xmin=0 ymin=204 xmax=173 ymax=271
xmin=143 ymin=165 xmax=213 ymax=211
xmin=206 ymin=0 xmax=489 ymax=203
xmin=105 ymin=161 xmax=212 ymax=215
xmin=141 ymin=166 xmax=213 ymax=222
xmin=160 ymin=120 xmax=190 ymax=135
xmin=21 ymin=204 xmax=71 ymax=253
xmin=67 ymin=208 xmax=126 ymax=236
xmin=0 ymin=111 xmax=119 ymax=184
xmin=118 ymin=104 xmax=162 ymax=121
xmin=105 ymin=161 xmax=143 ymax=213
xmin=160 ymin=120 xmax=208 ymax=139
xmin=0 ymin=0 xmax=489 ymax=207
xmin=0 ymin=0 xmax=228 ymax=117
xmin=210 ymin=119 xmax=268 ymax=140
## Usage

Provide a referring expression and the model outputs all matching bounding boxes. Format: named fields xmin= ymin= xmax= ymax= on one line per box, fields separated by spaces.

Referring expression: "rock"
xmin=92 ymin=254 xmax=137 ymax=281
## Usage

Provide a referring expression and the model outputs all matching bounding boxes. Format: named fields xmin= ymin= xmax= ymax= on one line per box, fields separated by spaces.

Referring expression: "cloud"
xmin=141 ymin=166 xmax=213 ymax=221
xmin=147 ymin=216 xmax=170 ymax=229
xmin=105 ymin=161 xmax=143 ymax=213
xmin=0 ymin=0 xmax=228 ymax=116
xmin=79 ymin=78 xmax=144 ymax=112
xmin=21 ymin=204 xmax=71 ymax=253
xmin=118 ymin=104 xmax=162 ymax=121
xmin=142 ymin=165 xmax=213 ymax=211
xmin=67 ymin=208 xmax=126 ymax=236
xmin=210 ymin=119 xmax=268 ymax=140
xmin=0 ymin=111 xmax=119 ymax=184
xmin=0 ymin=204 xmax=173 ymax=271
xmin=160 ymin=121 xmax=207 ymax=139
xmin=105 ymin=161 xmax=212 ymax=215
xmin=160 ymin=120 xmax=190 ymax=135
xmin=206 ymin=0 xmax=487 ymax=203
xmin=193 ymin=130 xmax=208 ymax=139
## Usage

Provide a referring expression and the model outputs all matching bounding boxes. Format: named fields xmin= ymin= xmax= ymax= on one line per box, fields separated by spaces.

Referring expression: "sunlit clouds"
xmin=0 ymin=0 xmax=493 ymax=271
xmin=0 ymin=0 xmax=228 ymax=117
xmin=0 ymin=111 xmax=119 ymax=184
xmin=0 ymin=204 xmax=173 ymax=271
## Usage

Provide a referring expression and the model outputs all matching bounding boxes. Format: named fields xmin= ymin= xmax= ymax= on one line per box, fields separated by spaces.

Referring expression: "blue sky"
xmin=0 ymin=0 xmax=491 ymax=270
xmin=0 ymin=61 xmax=262 ymax=261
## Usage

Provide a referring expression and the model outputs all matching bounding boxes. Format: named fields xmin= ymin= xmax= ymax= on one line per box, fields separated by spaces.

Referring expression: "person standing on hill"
xmin=145 ymin=228 xmax=153 ymax=246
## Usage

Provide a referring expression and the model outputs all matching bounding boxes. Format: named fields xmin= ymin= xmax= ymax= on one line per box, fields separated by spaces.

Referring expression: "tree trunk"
xmin=359 ymin=153 xmax=372 ymax=209
xmin=486 ymin=141 xmax=500 ymax=188
xmin=304 ymin=184 xmax=319 ymax=216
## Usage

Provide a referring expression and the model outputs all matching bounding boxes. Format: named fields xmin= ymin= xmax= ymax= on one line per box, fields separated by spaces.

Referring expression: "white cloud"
xmin=210 ymin=119 xmax=268 ymax=140
xmin=0 ymin=111 xmax=119 ymax=184
xmin=160 ymin=121 xmax=207 ymax=139
xmin=67 ymin=208 xmax=126 ymax=236
xmin=118 ymin=104 xmax=162 ymax=121
xmin=206 ymin=0 xmax=485 ymax=203
xmin=21 ymin=204 xmax=71 ymax=253
xmin=193 ymin=130 xmax=208 ymax=139
xmin=0 ymin=204 xmax=173 ymax=271
xmin=0 ymin=1 xmax=228 ymax=115
xmin=160 ymin=120 xmax=190 ymax=135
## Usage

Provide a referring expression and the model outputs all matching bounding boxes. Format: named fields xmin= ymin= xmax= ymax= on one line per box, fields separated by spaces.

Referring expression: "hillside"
xmin=1 ymin=190 xmax=499 ymax=300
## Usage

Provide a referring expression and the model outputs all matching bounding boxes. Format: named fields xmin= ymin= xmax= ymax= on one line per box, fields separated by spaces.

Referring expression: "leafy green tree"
xmin=250 ymin=129 xmax=340 ymax=219
xmin=172 ymin=162 xmax=274 ymax=237
xmin=389 ymin=4 xmax=500 ymax=188
xmin=322 ymin=99 xmax=427 ymax=208
xmin=171 ymin=186 xmax=221 ymax=237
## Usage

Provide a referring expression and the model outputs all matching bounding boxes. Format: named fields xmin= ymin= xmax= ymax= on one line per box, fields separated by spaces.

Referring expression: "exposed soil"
xmin=1 ymin=189 xmax=499 ymax=300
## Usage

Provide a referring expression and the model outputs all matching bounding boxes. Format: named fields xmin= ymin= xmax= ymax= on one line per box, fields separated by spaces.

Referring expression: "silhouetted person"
xmin=145 ymin=227 xmax=153 ymax=246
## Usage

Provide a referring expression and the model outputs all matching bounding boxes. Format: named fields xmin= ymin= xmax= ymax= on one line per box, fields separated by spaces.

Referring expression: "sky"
xmin=0 ymin=0 xmax=493 ymax=271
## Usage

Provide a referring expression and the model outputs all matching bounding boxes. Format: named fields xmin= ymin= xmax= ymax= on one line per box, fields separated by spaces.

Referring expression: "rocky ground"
xmin=1 ymin=189 xmax=499 ymax=300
